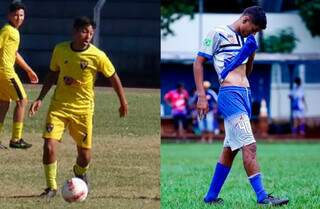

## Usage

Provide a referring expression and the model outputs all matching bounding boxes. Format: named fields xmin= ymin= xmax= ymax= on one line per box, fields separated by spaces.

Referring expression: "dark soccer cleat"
xmin=204 ymin=197 xmax=224 ymax=205
xmin=40 ymin=188 xmax=57 ymax=200
xmin=9 ymin=139 xmax=32 ymax=149
xmin=258 ymin=194 xmax=289 ymax=206
xmin=0 ymin=143 xmax=8 ymax=149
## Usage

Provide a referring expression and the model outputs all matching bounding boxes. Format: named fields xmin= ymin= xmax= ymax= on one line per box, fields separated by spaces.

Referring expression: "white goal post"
xmin=93 ymin=0 xmax=106 ymax=47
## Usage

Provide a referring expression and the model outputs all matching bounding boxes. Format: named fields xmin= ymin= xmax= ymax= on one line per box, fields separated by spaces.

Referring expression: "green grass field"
xmin=0 ymin=86 xmax=160 ymax=209
xmin=161 ymin=141 xmax=320 ymax=209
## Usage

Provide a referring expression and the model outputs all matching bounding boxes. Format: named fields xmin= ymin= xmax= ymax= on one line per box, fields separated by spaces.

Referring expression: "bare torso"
xmin=221 ymin=64 xmax=249 ymax=87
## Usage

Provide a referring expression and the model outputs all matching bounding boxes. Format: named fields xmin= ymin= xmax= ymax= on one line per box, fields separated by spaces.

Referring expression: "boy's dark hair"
xmin=73 ymin=16 xmax=96 ymax=30
xmin=294 ymin=77 xmax=301 ymax=86
xmin=242 ymin=6 xmax=267 ymax=30
xmin=9 ymin=1 xmax=26 ymax=13
xmin=176 ymin=83 xmax=184 ymax=89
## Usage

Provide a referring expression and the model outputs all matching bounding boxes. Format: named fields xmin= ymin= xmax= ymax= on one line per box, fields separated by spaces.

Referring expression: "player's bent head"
xmin=242 ymin=6 xmax=266 ymax=30
xmin=9 ymin=1 xmax=26 ymax=13
xmin=294 ymin=77 xmax=301 ymax=86
xmin=73 ymin=16 xmax=96 ymax=31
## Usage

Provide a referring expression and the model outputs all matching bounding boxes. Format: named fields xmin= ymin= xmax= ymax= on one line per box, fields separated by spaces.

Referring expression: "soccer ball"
xmin=61 ymin=177 xmax=88 ymax=202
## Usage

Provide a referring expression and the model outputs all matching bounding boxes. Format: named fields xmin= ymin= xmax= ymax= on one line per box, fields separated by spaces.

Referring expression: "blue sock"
xmin=204 ymin=162 xmax=231 ymax=202
xmin=249 ymin=173 xmax=268 ymax=203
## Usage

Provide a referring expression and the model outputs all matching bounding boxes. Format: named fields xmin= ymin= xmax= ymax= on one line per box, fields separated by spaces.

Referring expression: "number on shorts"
xmin=237 ymin=119 xmax=251 ymax=134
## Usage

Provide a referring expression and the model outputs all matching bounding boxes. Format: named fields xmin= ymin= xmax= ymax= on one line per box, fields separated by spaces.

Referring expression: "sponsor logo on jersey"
xmin=204 ymin=38 xmax=212 ymax=47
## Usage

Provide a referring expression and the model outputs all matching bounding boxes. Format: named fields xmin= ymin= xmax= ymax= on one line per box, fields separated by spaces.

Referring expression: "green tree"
xmin=297 ymin=0 xmax=320 ymax=37
xmin=161 ymin=0 xmax=196 ymax=38
xmin=261 ymin=28 xmax=299 ymax=53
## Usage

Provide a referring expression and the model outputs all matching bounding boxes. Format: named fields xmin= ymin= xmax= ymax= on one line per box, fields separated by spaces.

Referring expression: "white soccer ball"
xmin=61 ymin=177 xmax=88 ymax=202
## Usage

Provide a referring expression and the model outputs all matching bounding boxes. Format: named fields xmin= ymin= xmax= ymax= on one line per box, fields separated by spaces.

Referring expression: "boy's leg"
xmin=0 ymin=100 xmax=10 ymax=148
xmin=74 ymin=146 xmax=91 ymax=185
xmin=70 ymin=112 xmax=93 ymax=185
xmin=42 ymin=138 xmax=58 ymax=193
xmin=204 ymin=147 xmax=238 ymax=203
xmin=243 ymin=143 xmax=289 ymax=205
xmin=11 ymin=98 xmax=28 ymax=141
xmin=41 ymin=110 xmax=67 ymax=197
xmin=6 ymin=76 xmax=32 ymax=148
xmin=0 ymin=100 xmax=10 ymax=133
xmin=243 ymin=142 xmax=268 ymax=202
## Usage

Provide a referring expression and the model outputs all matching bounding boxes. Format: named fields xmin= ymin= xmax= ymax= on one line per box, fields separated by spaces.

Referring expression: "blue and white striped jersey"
xmin=197 ymin=25 xmax=251 ymax=83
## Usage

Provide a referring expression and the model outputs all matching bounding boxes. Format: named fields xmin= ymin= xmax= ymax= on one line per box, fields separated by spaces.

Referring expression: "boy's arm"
xmin=303 ymin=96 xmax=308 ymax=111
xmin=193 ymin=56 xmax=209 ymax=119
xmin=29 ymin=71 xmax=59 ymax=117
xmin=16 ymin=52 xmax=39 ymax=83
xmin=109 ymin=73 xmax=128 ymax=117
xmin=246 ymin=52 xmax=255 ymax=77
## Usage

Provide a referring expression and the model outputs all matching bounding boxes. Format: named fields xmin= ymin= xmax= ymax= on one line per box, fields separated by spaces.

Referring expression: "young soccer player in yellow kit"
xmin=29 ymin=16 xmax=128 ymax=198
xmin=0 ymin=2 xmax=38 ymax=149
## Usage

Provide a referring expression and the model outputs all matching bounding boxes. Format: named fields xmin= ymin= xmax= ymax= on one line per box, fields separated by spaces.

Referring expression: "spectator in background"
xmin=188 ymin=87 xmax=201 ymax=135
xmin=289 ymin=77 xmax=307 ymax=135
xmin=198 ymin=81 xmax=219 ymax=143
xmin=164 ymin=83 xmax=189 ymax=139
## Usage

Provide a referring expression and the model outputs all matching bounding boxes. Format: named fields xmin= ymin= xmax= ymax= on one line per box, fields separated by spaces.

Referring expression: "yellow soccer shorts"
xmin=43 ymin=109 xmax=93 ymax=149
xmin=0 ymin=73 xmax=27 ymax=101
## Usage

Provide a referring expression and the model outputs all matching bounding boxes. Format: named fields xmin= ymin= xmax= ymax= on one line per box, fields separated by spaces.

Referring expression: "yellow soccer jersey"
xmin=49 ymin=42 xmax=115 ymax=114
xmin=0 ymin=24 xmax=20 ymax=78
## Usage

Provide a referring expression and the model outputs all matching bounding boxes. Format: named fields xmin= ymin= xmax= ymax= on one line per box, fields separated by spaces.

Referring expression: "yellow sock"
xmin=73 ymin=163 xmax=89 ymax=176
xmin=0 ymin=123 xmax=3 ymax=134
xmin=44 ymin=161 xmax=57 ymax=190
xmin=12 ymin=122 xmax=23 ymax=141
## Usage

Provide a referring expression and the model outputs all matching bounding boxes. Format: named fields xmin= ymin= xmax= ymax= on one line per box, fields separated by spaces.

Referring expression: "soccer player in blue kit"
xmin=193 ymin=6 xmax=289 ymax=206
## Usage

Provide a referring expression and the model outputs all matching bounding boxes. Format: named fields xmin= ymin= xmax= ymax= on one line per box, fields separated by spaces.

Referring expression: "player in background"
xmin=289 ymin=77 xmax=307 ymax=135
xmin=29 ymin=16 xmax=128 ymax=198
xmin=164 ymin=83 xmax=189 ymax=139
xmin=197 ymin=81 xmax=218 ymax=143
xmin=193 ymin=6 xmax=289 ymax=206
xmin=0 ymin=1 xmax=38 ymax=149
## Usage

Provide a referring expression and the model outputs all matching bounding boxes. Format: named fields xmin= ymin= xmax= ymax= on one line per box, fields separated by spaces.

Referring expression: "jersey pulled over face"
xmin=50 ymin=42 xmax=115 ymax=114
xmin=0 ymin=24 xmax=20 ymax=77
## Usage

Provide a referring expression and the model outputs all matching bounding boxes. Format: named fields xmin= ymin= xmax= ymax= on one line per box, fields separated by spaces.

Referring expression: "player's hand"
xmin=29 ymin=100 xmax=42 ymax=117
xmin=27 ymin=70 xmax=39 ymax=84
xmin=119 ymin=103 xmax=128 ymax=117
xmin=197 ymin=95 xmax=209 ymax=120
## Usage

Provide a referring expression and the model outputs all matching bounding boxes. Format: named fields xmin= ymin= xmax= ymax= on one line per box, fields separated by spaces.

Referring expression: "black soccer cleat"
xmin=40 ymin=188 xmax=57 ymax=200
xmin=204 ymin=197 xmax=224 ymax=205
xmin=258 ymin=194 xmax=289 ymax=206
xmin=0 ymin=143 xmax=8 ymax=149
xmin=9 ymin=139 xmax=32 ymax=149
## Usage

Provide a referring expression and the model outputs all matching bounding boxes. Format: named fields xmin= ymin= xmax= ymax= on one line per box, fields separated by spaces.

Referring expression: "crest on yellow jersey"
xmin=46 ymin=123 xmax=54 ymax=133
xmin=80 ymin=60 xmax=88 ymax=70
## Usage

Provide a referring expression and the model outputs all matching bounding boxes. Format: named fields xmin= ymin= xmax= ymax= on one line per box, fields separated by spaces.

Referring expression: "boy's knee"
xmin=43 ymin=140 xmax=56 ymax=156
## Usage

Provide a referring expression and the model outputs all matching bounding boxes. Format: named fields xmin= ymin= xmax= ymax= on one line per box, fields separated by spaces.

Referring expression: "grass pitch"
xmin=0 ymin=86 xmax=160 ymax=209
xmin=161 ymin=141 xmax=320 ymax=209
